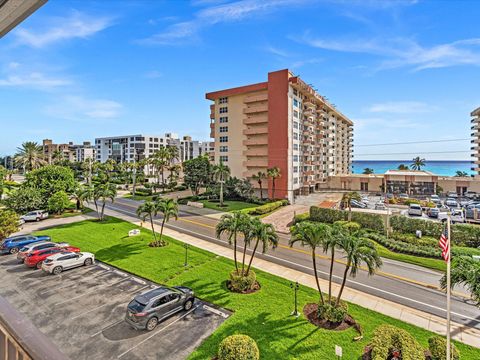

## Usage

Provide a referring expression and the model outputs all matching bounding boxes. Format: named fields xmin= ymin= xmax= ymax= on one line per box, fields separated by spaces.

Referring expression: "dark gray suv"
xmin=125 ymin=286 xmax=195 ymax=331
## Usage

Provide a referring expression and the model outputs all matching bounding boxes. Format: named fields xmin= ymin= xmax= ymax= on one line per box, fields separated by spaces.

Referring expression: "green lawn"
xmin=123 ymin=194 xmax=155 ymax=201
xmin=35 ymin=218 xmax=480 ymax=359
xmin=199 ymin=199 xmax=257 ymax=212
xmin=52 ymin=207 xmax=94 ymax=219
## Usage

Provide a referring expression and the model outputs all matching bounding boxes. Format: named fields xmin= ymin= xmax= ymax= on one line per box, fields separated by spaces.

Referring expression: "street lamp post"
xmin=290 ymin=281 xmax=300 ymax=317
xmin=184 ymin=243 xmax=189 ymax=267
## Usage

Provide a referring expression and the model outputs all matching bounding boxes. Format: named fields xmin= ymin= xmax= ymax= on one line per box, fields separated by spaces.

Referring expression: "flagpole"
xmin=446 ymin=215 xmax=452 ymax=360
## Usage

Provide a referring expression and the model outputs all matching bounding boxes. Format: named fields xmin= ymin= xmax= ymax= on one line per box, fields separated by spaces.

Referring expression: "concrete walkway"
xmin=261 ymin=204 xmax=309 ymax=233
xmin=99 ymin=207 xmax=480 ymax=348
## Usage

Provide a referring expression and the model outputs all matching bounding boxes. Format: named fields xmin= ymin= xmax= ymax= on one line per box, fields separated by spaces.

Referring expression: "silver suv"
xmin=125 ymin=286 xmax=195 ymax=331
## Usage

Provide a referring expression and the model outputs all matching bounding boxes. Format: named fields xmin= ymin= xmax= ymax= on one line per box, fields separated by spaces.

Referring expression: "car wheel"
xmin=146 ymin=317 xmax=158 ymax=331
xmin=184 ymin=299 xmax=194 ymax=311
xmin=36 ymin=261 xmax=43 ymax=269
xmin=36 ymin=217 xmax=40 ymax=222
xmin=52 ymin=266 xmax=63 ymax=275
xmin=84 ymin=258 xmax=93 ymax=266
xmin=9 ymin=247 xmax=19 ymax=254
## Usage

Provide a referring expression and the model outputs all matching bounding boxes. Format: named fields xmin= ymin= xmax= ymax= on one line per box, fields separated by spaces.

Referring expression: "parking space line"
xmin=38 ymin=269 xmax=111 ymax=296
xmin=116 ymin=306 xmax=199 ymax=359
xmin=71 ymin=285 xmax=150 ymax=320
xmin=203 ymin=304 xmax=229 ymax=319
xmin=53 ymin=277 xmax=131 ymax=306
xmin=90 ymin=319 xmax=124 ymax=337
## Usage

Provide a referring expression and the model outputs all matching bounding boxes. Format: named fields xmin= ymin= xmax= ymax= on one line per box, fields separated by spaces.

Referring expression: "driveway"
xmin=0 ymin=255 xmax=230 ymax=360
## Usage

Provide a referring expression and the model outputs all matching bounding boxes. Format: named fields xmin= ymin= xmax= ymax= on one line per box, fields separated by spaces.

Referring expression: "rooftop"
xmin=384 ymin=169 xmax=435 ymax=176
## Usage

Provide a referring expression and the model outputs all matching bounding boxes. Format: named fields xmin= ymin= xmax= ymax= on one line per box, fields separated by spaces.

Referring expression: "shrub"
xmin=229 ymin=270 xmax=257 ymax=292
xmin=47 ymin=191 xmax=71 ymax=214
xmin=0 ymin=210 xmax=19 ymax=241
xmin=294 ymin=213 xmax=310 ymax=224
xmin=334 ymin=220 xmax=361 ymax=233
xmin=252 ymin=200 xmax=284 ymax=215
xmin=218 ymin=334 xmax=259 ymax=360
xmin=428 ymin=336 xmax=459 ymax=360
xmin=4 ymin=186 xmax=44 ymax=213
xmin=317 ymin=299 xmax=348 ymax=323
xmin=310 ymin=206 xmax=385 ymax=232
xmin=369 ymin=324 xmax=424 ymax=360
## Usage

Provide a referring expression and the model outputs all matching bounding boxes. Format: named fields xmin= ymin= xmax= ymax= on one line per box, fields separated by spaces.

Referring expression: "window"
xmin=219 ymin=136 xmax=228 ymax=143
xmin=219 ymin=107 xmax=228 ymax=114
xmin=219 ymin=116 xmax=228 ymax=123
xmin=294 ymin=178 xmax=298 ymax=184
xmin=293 ymin=99 xmax=298 ymax=107
xmin=293 ymin=121 xmax=299 ymax=130
xmin=293 ymin=89 xmax=298 ymax=96
xmin=219 ymin=126 xmax=228 ymax=133
xmin=220 ymin=146 xmax=228 ymax=152
xmin=293 ymin=132 xmax=298 ymax=140
xmin=293 ymin=155 xmax=299 ymax=162
xmin=293 ymin=144 xmax=299 ymax=151
xmin=219 ymin=97 xmax=228 ymax=104
xmin=293 ymin=166 xmax=298 ymax=173
xmin=293 ymin=110 xmax=299 ymax=118
xmin=220 ymin=155 xmax=228 ymax=162
xmin=153 ymin=296 xmax=169 ymax=308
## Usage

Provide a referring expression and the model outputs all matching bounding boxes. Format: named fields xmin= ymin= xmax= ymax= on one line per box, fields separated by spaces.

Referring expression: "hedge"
xmin=428 ymin=336 xmax=459 ymax=360
xmin=310 ymin=206 xmax=385 ymax=233
xmin=390 ymin=216 xmax=480 ymax=248
xmin=368 ymin=324 xmax=424 ymax=360
xmin=249 ymin=200 xmax=285 ymax=216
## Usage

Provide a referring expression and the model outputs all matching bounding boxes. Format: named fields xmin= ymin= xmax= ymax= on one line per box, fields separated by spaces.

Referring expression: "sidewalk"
xmin=107 ymin=207 xmax=480 ymax=348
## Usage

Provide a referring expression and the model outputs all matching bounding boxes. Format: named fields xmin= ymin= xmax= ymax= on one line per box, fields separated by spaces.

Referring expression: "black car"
xmin=125 ymin=286 xmax=195 ymax=331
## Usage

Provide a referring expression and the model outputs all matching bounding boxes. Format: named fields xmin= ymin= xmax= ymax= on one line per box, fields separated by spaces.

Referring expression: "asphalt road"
xmin=105 ymin=198 xmax=480 ymax=330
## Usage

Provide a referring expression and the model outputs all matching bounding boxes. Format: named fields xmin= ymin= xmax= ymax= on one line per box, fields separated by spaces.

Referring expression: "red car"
xmin=24 ymin=246 xmax=81 ymax=269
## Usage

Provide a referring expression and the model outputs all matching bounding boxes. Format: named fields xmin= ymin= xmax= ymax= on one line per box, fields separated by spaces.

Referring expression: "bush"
xmin=47 ymin=191 xmax=71 ymax=214
xmin=174 ymin=184 xmax=188 ymax=191
xmin=218 ymin=334 xmax=259 ymax=360
xmin=229 ymin=270 xmax=257 ymax=292
xmin=369 ymin=324 xmax=424 ymax=360
xmin=310 ymin=206 xmax=385 ymax=232
xmin=428 ymin=336 xmax=459 ymax=360
xmin=294 ymin=213 xmax=310 ymax=224
xmin=317 ymin=299 xmax=348 ymax=323
xmin=132 ymin=188 xmax=153 ymax=196
xmin=252 ymin=200 xmax=284 ymax=215
xmin=4 ymin=187 xmax=44 ymax=213
xmin=0 ymin=210 xmax=19 ymax=242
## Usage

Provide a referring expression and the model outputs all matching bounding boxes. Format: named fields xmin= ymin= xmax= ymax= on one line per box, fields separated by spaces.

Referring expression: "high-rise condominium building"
xmin=471 ymin=107 xmax=480 ymax=176
xmin=206 ymin=69 xmax=353 ymax=203
xmin=42 ymin=139 xmax=95 ymax=163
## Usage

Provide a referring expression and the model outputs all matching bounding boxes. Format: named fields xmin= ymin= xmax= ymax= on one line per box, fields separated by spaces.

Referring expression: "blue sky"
xmin=1 ymin=0 xmax=479 ymax=160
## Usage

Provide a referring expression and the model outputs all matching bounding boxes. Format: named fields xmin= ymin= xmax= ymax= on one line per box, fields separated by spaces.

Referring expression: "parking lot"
xmin=0 ymin=254 xmax=231 ymax=360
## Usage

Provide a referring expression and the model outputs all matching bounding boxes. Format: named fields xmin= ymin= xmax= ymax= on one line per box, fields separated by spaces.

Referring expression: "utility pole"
xmin=446 ymin=215 xmax=452 ymax=360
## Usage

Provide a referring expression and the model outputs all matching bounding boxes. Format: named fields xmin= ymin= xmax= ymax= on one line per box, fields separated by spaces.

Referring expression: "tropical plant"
xmin=93 ymin=183 xmax=117 ymax=221
xmin=47 ymin=191 xmax=71 ymax=214
xmin=51 ymin=150 xmax=65 ymax=164
xmin=397 ymin=164 xmax=409 ymax=170
xmin=245 ymin=218 xmax=278 ymax=276
xmin=0 ymin=210 xmax=19 ymax=241
xmin=290 ymin=221 xmax=332 ymax=305
xmin=341 ymin=191 xmax=362 ymax=221
xmin=441 ymin=255 xmax=480 ymax=306
xmin=251 ymin=171 xmax=267 ymax=200
xmin=216 ymin=212 xmax=250 ymax=272
xmin=455 ymin=170 xmax=469 ymax=177
xmin=150 ymin=147 xmax=169 ymax=190
xmin=267 ymin=166 xmax=281 ymax=200
xmin=136 ymin=201 xmax=159 ymax=242
xmin=4 ymin=186 xmax=43 ymax=213
xmin=14 ymin=141 xmax=46 ymax=172
xmin=213 ymin=161 xmax=231 ymax=207
xmin=324 ymin=223 xmax=347 ymax=302
xmin=362 ymin=168 xmax=374 ymax=174
xmin=154 ymin=198 xmax=178 ymax=247
xmin=23 ymin=165 xmax=76 ymax=205
xmin=410 ymin=156 xmax=426 ymax=171
xmin=183 ymin=155 xmax=211 ymax=195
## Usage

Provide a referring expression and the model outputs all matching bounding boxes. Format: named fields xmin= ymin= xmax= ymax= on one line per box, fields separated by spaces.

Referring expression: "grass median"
xmin=35 ymin=217 xmax=480 ymax=359
xmin=198 ymin=199 xmax=257 ymax=212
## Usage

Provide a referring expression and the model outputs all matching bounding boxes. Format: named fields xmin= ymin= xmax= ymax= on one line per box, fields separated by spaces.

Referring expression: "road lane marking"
xmin=116 ymin=305 xmax=199 ymax=359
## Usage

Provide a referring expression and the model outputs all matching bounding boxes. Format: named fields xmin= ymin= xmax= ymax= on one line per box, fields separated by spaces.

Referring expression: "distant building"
xmin=42 ymin=139 xmax=95 ymax=163
xmin=70 ymin=141 xmax=95 ymax=162
xmin=471 ymin=106 xmax=480 ymax=176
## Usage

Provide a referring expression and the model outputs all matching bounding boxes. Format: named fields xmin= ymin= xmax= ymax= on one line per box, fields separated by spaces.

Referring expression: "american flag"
xmin=439 ymin=223 xmax=450 ymax=262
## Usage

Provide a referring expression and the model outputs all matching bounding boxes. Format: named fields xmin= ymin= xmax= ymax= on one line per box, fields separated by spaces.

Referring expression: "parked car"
xmin=374 ymin=202 xmax=387 ymax=211
xmin=17 ymin=242 xmax=76 ymax=263
xmin=20 ymin=210 xmax=49 ymax=222
xmin=439 ymin=209 xmax=465 ymax=224
xmin=464 ymin=191 xmax=478 ymax=199
xmin=429 ymin=194 xmax=441 ymax=204
xmin=465 ymin=204 xmax=480 ymax=219
xmin=41 ymin=252 xmax=94 ymax=275
xmin=125 ymin=286 xmax=195 ymax=331
xmin=399 ymin=193 xmax=409 ymax=200
xmin=445 ymin=198 xmax=458 ymax=208
xmin=408 ymin=203 xmax=423 ymax=216
xmin=446 ymin=192 xmax=458 ymax=199
xmin=0 ymin=235 xmax=51 ymax=255
xmin=386 ymin=193 xmax=394 ymax=200
xmin=426 ymin=207 xmax=439 ymax=218
xmin=350 ymin=199 xmax=367 ymax=209
xmin=24 ymin=246 xmax=81 ymax=269
xmin=18 ymin=218 xmax=25 ymax=227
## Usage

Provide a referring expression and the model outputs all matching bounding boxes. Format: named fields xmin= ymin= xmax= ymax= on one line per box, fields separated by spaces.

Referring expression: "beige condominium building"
xmin=206 ymin=69 xmax=353 ymax=203
xmin=471 ymin=106 xmax=480 ymax=176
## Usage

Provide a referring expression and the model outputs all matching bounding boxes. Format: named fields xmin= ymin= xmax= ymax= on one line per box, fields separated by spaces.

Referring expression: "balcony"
xmin=243 ymin=126 xmax=268 ymax=135
xmin=243 ymin=158 xmax=269 ymax=167
xmin=243 ymin=104 xmax=268 ymax=114
xmin=210 ymin=123 xmax=215 ymax=138
xmin=244 ymin=93 xmax=268 ymax=103
xmin=243 ymin=115 xmax=268 ymax=125
xmin=244 ymin=148 xmax=268 ymax=157
xmin=243 ymin=137 xmax=268 ymax=146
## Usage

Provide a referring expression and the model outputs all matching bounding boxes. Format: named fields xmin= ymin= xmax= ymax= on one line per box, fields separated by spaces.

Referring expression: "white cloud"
xmin=0 ymin=72 xmax=71 ymax=89
xmin=140 ymin=0 xmax=306 ymax=45
xmin=44 ymin=95 xmax=123 ymax=121
xmin=299 ymin=34 xmax=480 ymax=71
xmin=367 ymin=101 xmax=437 ymax=114
xmin=14 ymin=10 xmax=113 ymax=48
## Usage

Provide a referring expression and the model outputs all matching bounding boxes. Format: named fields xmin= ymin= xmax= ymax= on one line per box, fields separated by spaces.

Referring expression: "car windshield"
xmin=20 ymin=247 xmax=28 ymax=252
xmin=43 ymin=258 xmax=53 ymax=264
xmin=128 ymin=299 xmax=146 ymax=313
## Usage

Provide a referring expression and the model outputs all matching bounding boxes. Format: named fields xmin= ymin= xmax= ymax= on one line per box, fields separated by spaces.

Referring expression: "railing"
xmin=0 ymin=296 xmax=68 ymax=360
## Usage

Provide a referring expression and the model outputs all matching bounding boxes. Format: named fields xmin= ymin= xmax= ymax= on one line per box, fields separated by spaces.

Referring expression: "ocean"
xmin=352 ymin=160 xmax=473 ymax=177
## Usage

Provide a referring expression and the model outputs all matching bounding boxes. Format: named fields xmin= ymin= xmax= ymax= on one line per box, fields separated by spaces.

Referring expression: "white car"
xmin=374 ymin=202 xmax=387 ymax=211
xmin=16 ymin=241 xmax=55 ymax=262
xmin=438 ymin=209 xmax=465 ymax=224
xmin=408 ymin=203 xmax=423 ymax=216
xmin=21 ymin=210 xmax=49 ymax=222
xmin=445 ymin=198 xmax=458 ymax=208
xmin=41 ymin=252 xmax=94 ymax=275
xmin=429 ymin=195 xmax=441 ymax=204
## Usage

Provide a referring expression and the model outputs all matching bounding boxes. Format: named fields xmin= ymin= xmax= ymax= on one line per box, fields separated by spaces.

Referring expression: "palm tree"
xmin=324 ymin=224 xmax=346 ymax=302
xmin=267 ymin=166 xmax=281 ymax=200
xmin=70 ymin=182 xmax=85 ymax=210
xmin=441 ymin=256 xmax=480 ymax=306
xmin=290 ymin=222 xmax=332 ymax=305
xmin=397 ymin=164 xmax=409 ymax=170
xmin=51 ymin=150 xmax=65 ymax=164
xmin=166 ymin=145 xmax=179 ymax=166
xmin=136 ymin=201 xmax=159 ymax=241
xmin=251 ymin=171 xmax=266 ymax=200
xmin=362 ymin=168 xmax=374 ymax=175
xmin=156 ymin=198 xmax=178 ymax=246
xmin=216 ymin=212 xmax=250 ymax=272
xmin=150 ymin=147 xmax=169 ymax=190
xmin=245 ymin=219 xmax=278 ymax=276
xmin=213 ymin=161 xmax=231 ymax=207
xmin=455 ymin=170 xmax=469 ymax=177
xmin=93 ymin=183 xmax=117 ymax=221
xmin=410 ymin=156 xmax=426 ymax=171
xmin=14 ymin=141 xmax=45 ymax=172
xmin=335 ymin=236 xmax=382 ymax=306
xmin=341 ymin=191 xmax=361 ymax=221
